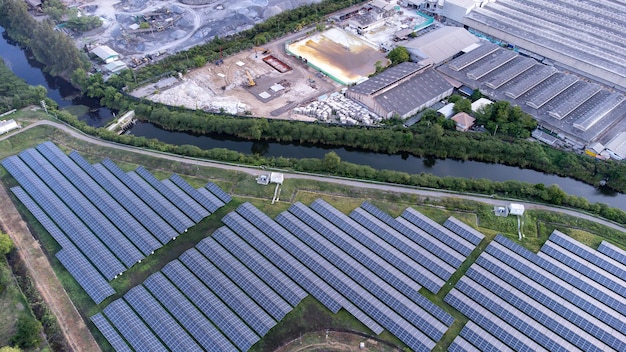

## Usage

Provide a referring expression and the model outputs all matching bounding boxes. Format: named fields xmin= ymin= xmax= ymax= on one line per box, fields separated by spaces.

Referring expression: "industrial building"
xmin=0 ymin=119 xmax=19 ymax=135
xmin=462 ymin=0 xmax=626 ymax=91
xmin=437 ymin=42 xmax=626 ymax=144
xmin=91 ymin=45 xmax=120 ymax=64
xmin=347 ymin=62 xmax=453 ymax=119
xmin=403 ymin=26 xmax=479 ymax=65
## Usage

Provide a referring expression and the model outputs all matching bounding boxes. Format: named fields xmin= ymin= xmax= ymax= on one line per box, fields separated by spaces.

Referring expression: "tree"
xmin=453 ymin=98 xmax=472 ymax=114
xmin=386 ymin=46 xmax=409 ymax=66
xmin=10 ymin=316 xmax=41 ymax=348
xmin=323 ymin=151 xmax=341 ymax=171
xmin=0 ymin=347 xmax=22 ymax=352
xmin=0 ymin=232 xmax=13 ymax=255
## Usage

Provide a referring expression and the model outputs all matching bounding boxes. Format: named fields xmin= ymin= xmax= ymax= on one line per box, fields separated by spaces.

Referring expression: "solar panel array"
xmin=446 ymin=232 xmax=626 ymax=351
xmin=2 ymin=142 xmax=231 ymax=304
xmin=93 ymin=200 xmax=481 ymax=351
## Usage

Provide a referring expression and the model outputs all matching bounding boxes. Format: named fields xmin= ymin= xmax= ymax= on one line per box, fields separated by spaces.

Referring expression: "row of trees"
xmin=50 ymin=107 xmax=626 ymax=225
xmin=0 ymin=0 xmax=89 ymax=76
xmin=0 ymin=59 xmax=48 ymax=112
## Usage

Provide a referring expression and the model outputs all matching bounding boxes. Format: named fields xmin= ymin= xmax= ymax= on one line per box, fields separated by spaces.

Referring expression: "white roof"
xmin=404 ymin=27 xmax=479 ymax=64
xmin=0 ymin=119 xmax=19 ymax=134
xmin=91 ymin=45 xmax=119 ymax=61
xmin=104 ymin=60 xmax=128 ymax=73
xmin=437 ymin=103 xmax=455 ymax=118
xmin=588 ymin=141 xmax=605 ymax=154
xmin=605 ymin=131 xmax=626 ymax=159
xmin=508 ymin=203 xmax=525 ymax=216
xmin=270 ymin=172 xmax=284 ymax=184
xmin=270 ymin=84 xmax=284 ymax=92
xmin=259 ymin=91 xmax=271 ymax=99
xmin=471 ymin=98 xmax=493 ymax=112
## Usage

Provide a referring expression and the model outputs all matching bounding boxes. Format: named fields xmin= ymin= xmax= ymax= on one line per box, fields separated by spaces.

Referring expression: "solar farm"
xmin=437 ymin=42 xmax=626 ymax=143
xmin=1 ymin=141 xmax=231 ymax=304
xmin=3 ymin=142 xmax=626 ymax=351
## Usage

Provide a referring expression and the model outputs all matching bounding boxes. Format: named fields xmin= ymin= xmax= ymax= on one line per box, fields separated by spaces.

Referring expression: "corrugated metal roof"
xmin=373 ymin=69 xmax=452 ymax=116
xmin=405 ymin=27 xmax=479 ymax=64
xmin=349 ymin=62 xmax=424 ymax=95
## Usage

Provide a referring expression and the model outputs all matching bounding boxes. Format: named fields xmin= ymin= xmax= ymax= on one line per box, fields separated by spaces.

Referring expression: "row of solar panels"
xmin=92 ymin=221 xmax=308 ymax=351
xmin=446 ymin=232 xmax=626 ymax=352
xmin=1 ymin=142 xmax=231 ymax=303
xmin=94 ymin=200 xmax=483 ymax=351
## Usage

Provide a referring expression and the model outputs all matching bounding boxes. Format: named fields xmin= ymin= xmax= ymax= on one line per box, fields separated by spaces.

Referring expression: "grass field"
xmin=2 ymin=125 xmax=626 ymax=351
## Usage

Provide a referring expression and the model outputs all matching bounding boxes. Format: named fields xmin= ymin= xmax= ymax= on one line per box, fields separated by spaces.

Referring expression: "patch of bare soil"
xmin=0 ymin=182 xmax=100 ymax=352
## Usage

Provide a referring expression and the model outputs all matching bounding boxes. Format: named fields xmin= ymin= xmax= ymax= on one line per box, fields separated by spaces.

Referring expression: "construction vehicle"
xmin=253 ymin=47 xmax=271 ymax=58
xmin=245 ymin=70 xmax=256 ymax=87
xmin=214 ymin=47 xmax=224 ymax=65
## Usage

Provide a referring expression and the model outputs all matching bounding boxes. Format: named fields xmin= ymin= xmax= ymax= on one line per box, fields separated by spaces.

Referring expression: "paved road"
xmin=4 ymin=119 xmax=626 ymax=234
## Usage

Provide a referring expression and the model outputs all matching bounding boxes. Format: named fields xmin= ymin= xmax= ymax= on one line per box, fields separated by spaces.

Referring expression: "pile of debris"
xmin=294 ymin=92 xmax=381 ymax=125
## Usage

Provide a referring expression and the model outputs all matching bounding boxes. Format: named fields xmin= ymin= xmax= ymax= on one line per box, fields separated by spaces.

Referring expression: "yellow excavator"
xmin=253 ymin=47 xmax=271 ymax=58
xmin=245 ymin=70 xmax=256 ymax=87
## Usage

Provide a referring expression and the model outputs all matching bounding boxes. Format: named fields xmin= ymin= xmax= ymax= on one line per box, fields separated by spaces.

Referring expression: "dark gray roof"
xmin=349 ymin=62 xmax=424 ymax=96
xmin=374 ymin=69 xmax=452 ymax=116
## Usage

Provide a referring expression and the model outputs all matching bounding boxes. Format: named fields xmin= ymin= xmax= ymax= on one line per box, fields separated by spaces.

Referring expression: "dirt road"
xmin=0 ymin=182 xmax=101 ymax=352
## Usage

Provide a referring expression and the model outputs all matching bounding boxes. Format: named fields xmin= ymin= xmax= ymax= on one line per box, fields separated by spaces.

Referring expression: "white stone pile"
xmin=293 ymin=92 xmax=381 ymax=125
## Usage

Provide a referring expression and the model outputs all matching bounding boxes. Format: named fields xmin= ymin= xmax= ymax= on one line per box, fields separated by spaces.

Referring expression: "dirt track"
xmin=0 ymin=182 xmax=100 ymax=352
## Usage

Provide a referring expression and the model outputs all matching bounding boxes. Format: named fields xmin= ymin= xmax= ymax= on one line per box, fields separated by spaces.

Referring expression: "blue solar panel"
xmin=454 ymin=276 xmax=577 ymax=352
xmin=213 ymin=226 xmax=307 ymax=309
xmin=401 ymin=208 xmax=474 ymax=256
xmin=546 ymin=231 xmax=626 ymax=295
xmin=88 ymin=163 xmax=173 ymax=244
xmin=135 ymin=165 xmax=207 ymax=222
xmin=100 ymin=159 xmax=191 ymax=232
xmin=540 ymin=242 xmax=626 ymax=297
xmin=36 ymin=142 xmax=161 ymax=256
xmin=126 ymin=170 xmax=194 ymax=231
xmin=90 ymin=313 xmax=132 ymax=352
xmin=103 ymin=299 xmax=166 ymax=352
xmin=444 ymin=217 xmax=485 ymax=246
xmin=276 ymin=211 xmax=454 ymax=330
xmin=492 ymin=235 xmax=626 ymax=330
xmin=477 ymin=246 xmax=626 ymax=350
xmin=467 ymin=262 xmax=619 ymax=351
xmin=2 ymin=156 xmax=125 ymax=280
xmin=161 ymin=260 xmax=259 ymax=351
xmin=445 ymin=288 xmax=544 ymax=351
xmin=143 ymin=272 xmax=236 ymax=352
xmin=245 ymin=206 xmax=443 ymax=349
xmin=69 ymin=153 xmax=175 ymax=244
xmin=598 ymin=241 xmax=626 ymax=267
xmin=223 ymin=210 xmax=344 ymax=314
xmin=360 ymin=202 xmax=465 ymax=268
xmin=287 ymin=202 xmax=426 ymax=302
xmin=170 ymin=174 xmax=222 ymax=213
xmin=204 ymin=182 xmax=232 ymax=204
xmin=458 ymin=321 xmax=512 ymax=352
xmin=350 ymin=207 xmax=454 ymax=282
xmin=124 ymin=285 xmax=202 ymax=352
xmin=310 ymin=199 xmax=442 ymax=294
xmin=19 ymin=149 xmax=143 ymax=268
xmin=181 ymin=245 xmax=275 ymax=336
xmin=56 ymin=246 xmax=115 ymax=304
xmin=11 ymin=186 xmax=72 ymax=249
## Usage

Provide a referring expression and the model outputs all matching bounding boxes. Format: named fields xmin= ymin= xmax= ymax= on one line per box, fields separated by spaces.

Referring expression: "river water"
xmin=1 ymin=27 xmax=624 ymax=210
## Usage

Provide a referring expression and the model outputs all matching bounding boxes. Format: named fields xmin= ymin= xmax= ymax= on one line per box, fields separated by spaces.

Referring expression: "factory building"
xmin=347 ymin=62 xmax=453 ymax=119
xmin=462 ymin=0 xmax=626 ymax=91
xmin=403 ymin=26 xmax=479 ymax=65
xmin=437 ymin=42 xmax=626 ymax=144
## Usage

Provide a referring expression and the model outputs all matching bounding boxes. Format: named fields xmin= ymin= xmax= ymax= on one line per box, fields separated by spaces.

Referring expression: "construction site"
xmin=129 ymin=1 xmax=445 ymax=123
